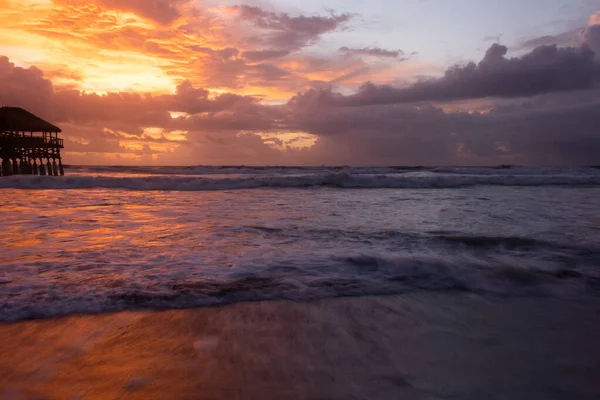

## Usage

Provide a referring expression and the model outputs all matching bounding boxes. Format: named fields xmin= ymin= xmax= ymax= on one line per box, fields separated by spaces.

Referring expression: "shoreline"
xmin=1 ymin=293 xmax=599 ymax=399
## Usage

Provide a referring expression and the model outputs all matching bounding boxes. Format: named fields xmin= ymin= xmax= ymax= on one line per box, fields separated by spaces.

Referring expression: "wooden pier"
xmin=0 ymin=107 xmax=64 ymax=176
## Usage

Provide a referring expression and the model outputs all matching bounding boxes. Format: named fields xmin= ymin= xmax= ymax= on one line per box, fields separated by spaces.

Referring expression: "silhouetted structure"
xmin=0 ymin=107 xmax=64 ymax=176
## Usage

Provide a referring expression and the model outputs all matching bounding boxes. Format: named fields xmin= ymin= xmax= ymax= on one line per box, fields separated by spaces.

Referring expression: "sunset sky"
xmin=1 ymin=0 xmax=599 ymax=165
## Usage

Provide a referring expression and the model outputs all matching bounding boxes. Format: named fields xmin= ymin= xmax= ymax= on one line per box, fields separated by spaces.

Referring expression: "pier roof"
xmin=0 ymin=107 xmax=61 ymax=133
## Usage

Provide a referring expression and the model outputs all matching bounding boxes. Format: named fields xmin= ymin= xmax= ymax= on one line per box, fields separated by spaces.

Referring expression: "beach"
xmin=1 ymin=166 xmax=600 ymax=399
xmin=3 ymin=0 xmax=600 ymax=396
xmin=1 ymin=293 xmax=598 ymax=400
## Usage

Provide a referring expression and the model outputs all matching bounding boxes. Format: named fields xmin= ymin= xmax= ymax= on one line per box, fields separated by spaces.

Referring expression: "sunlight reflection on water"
xmin=0 ymin=185 xmax=599 ymax=320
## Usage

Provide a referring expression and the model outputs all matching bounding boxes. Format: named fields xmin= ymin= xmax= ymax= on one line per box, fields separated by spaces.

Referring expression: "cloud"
xmin=169 ymin=81 xmax=255 ymax=114
xmin=583 ymin=12 xmax=600 ymax=58
xmin=585 ymin=25 xmax=600 ymax=57
xmin=286 ymin=87 xmax=600 ymax=165
xmin=339 ymin=47 xmax=405 ymax=59
xmin=4 ymin=24 xmax=600 ymax=168
xmin=242 ymin=50 xmax=291 ymax=62
xmin=0 ymin=54 xmax=296 ymax=165
xmin=589 ymin=11 xmax=600 ymax=26
xmin=517 ymin=30 xmax=580 ymax=50
xmin=0 ymin=0 xmax=376 ymax=99
xmin=329 ymin=67 xmax=371 ymax=85
xmin=483 ymin=34 xmax=503 ymax=43
xmin=194 ymin=59 xmax=291 ymax=89
xmin=96 ymin=0 xmax=191 ymax=25
xmin=518 ymin=11 xmax=600 ymax=53
xmin=0 ymin=56 xmax=54 ymax=116
xmin=0 ymin=54 xmax=281 ymax=137
xmin=163 ymin=130 xmax=298 ymax=165
xmin=232 ymin=5 xmax=351 ymax=51
xmin=338 ymin=43 xmax=599 ymax=106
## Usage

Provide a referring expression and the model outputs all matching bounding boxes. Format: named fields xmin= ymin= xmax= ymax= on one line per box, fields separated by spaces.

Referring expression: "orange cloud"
xmin=0 ymin=0 xmax=388 ymax=98
xmin=1 ymin=0 xmax=474 ymax=166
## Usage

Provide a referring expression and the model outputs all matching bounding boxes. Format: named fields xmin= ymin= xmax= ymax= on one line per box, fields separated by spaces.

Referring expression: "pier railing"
xmin=0 ymin=131 xmax=64 ymax=148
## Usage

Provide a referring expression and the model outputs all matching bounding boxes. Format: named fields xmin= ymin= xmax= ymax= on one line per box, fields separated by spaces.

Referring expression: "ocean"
xmin=1 ymin=165 xmax=599 ymax=321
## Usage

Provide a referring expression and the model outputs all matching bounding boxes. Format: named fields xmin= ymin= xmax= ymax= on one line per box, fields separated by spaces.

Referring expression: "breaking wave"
xmin=2 ymin=172 xmax=600 ymax=191
xmin=1 ymin=248 xmax=598 ymax=321
xmin=69 ymin=165 xmax=597 ymax=176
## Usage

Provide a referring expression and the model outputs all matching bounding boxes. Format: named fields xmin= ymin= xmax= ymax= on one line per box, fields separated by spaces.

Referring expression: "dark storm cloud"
xmin=287 ymin=87 xmax=600 ymax=165
xmin=339 ymin=47 xmax=404 ymax=59
xmin=340 ymin=43 xmax=600 ymax=106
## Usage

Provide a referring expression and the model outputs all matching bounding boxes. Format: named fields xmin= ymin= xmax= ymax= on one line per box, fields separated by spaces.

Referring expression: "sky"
xmin=0 ymin=0 xmax=599 ymax=166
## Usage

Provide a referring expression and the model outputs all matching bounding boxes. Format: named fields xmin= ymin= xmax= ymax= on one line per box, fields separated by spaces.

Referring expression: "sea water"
xmin=0 ymin=166 xmax=599 ymax=320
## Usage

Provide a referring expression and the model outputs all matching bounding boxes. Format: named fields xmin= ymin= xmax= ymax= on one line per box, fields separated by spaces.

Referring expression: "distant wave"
xmin=68 ymin=165 xmax=598 ymax=177
xmin=2 ymin=172 xmax=600 ymax=191
xmin=69 ymin=165 xmax=427 ymax=176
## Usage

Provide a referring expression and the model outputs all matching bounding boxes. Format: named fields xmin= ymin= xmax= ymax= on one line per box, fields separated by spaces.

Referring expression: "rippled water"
xmin=1 ymin=166 xmax=599 ymax=320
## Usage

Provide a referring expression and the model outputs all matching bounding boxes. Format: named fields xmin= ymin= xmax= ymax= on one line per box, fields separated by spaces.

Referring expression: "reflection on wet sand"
xmin=0 ymin=293 xmax=598 ymax=400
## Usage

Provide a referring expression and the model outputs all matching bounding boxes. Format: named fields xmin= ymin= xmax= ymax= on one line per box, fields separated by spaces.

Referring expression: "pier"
xmin=0 ymin=107 xmax=64 ymax=176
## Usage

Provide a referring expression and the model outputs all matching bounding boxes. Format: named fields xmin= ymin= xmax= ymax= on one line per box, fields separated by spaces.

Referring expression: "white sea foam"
xmin=0 ymin=245 xmax=597 ymax=321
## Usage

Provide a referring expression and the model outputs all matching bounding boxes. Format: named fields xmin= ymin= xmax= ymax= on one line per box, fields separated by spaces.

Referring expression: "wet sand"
xmin=0 ymin=293 xmax=598 ymax=400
